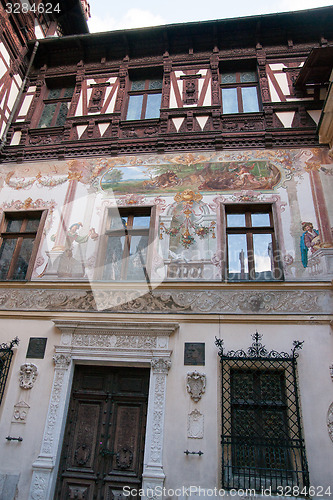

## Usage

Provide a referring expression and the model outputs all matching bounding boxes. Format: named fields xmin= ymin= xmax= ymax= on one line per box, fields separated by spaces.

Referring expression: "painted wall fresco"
xmin=0 ymin=148 xmax=332 ymax=282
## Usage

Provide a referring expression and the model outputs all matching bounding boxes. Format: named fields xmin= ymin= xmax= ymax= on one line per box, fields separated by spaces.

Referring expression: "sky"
xmin=87 ymin=0 xmax=333 ymax=33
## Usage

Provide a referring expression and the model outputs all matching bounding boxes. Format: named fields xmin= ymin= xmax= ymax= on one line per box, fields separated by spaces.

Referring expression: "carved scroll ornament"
xmin=186 ymin=371 xmax=206 ymax=402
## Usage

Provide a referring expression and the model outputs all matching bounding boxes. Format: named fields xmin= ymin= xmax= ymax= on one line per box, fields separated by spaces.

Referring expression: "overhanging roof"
xmin=295 ymin=46 xmax=333 ymax=88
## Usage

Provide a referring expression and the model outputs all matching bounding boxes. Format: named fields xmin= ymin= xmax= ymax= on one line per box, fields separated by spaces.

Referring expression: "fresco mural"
xmin=0 ymin=148 xmax=331 ymax=281
xmin=100 ymin=160 xmax=281 ymax=194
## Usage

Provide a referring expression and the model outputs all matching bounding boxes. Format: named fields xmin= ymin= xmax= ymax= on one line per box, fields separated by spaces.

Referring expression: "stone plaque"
xmin=26 ymin=337 xmax=47 ymax=359
xmin=184 ymin=343 xmax=205 ymax=365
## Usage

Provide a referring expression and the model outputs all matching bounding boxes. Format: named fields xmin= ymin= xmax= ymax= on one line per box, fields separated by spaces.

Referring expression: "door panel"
xmin=54 ymin=366 xmax=149 ymax=500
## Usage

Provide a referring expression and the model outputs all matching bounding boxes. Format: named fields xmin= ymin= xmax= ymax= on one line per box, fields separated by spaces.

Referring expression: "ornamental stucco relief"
xmin=186 ymin=371 xmax=206 ymax=402
xmin=19 ymin=363 xmax=38 ymax=389
xmin=327 ymin=402 xmax=333 ymax=443
xmin=0 ymin=288 xmax=331 ymax=315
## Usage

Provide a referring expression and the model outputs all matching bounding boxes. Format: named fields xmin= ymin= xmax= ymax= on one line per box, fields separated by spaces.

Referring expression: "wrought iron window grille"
xmin=215 ymin=332 xmax=309 ymax=494
xmin=0 ymin=337 xmax=19 ymax=406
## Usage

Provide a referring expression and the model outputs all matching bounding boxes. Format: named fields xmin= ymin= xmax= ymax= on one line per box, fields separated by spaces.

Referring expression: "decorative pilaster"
xmin=29 ymin=354 xmax=71 ymax=500
xmin=141 ymin=357 xmax=171 ymax=498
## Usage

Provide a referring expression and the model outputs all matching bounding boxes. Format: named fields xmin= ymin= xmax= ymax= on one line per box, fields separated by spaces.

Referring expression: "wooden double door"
xmin=54 ymin=365 xmax=150 ymax=500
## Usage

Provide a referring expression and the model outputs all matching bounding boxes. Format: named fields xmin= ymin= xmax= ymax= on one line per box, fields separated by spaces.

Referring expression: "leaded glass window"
xmin=221 ymin=70 xmax=260 ymax=114
xmin=126 ymin=78 xmax=162 ymax=120
xmin=101 ymin=207 xmax=152 ymax=281
xmin=0 ymin=211 xmax=46 ymax=280
xmin=216 ymin=333 xmax=309 ymax=494
xmin=38 ymin=87 xmax=74 ymax=128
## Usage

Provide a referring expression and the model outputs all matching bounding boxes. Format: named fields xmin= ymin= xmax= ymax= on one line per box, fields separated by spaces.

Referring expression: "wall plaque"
xmin=184 ymin=343 xmax=205 ymax=365
xmin=26 ymin=337 xmax=47 ymax=359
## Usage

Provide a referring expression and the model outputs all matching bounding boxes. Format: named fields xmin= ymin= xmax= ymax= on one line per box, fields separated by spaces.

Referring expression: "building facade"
xmin=0 ymin=5 xmax=333 ymax=500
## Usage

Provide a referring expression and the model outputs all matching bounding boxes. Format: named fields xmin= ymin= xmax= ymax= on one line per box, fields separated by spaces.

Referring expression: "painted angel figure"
xmin=300 ymin=222 xmax=321 ymax=268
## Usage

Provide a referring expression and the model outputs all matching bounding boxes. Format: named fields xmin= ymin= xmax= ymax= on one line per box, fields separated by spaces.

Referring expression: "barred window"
xmin=0 ymin=338 xmax=19 ymax=406
xmin=216 ymin=332 xmax=309 ymax=494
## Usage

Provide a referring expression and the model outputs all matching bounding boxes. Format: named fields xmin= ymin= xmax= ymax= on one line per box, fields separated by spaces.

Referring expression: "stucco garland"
xmin=0 ymin=287 xmax=331 ymax=315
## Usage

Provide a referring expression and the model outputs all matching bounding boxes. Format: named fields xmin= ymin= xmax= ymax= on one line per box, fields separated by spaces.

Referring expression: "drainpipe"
xmin=0 ymin=39 xmax=39 ymax=154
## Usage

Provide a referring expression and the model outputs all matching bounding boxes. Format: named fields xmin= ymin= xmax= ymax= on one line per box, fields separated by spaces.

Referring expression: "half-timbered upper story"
xmin=1 ymin=6 xmax=332 ymax=161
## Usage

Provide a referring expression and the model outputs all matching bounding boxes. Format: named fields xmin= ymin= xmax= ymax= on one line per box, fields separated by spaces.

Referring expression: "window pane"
xmin=102 ymin=235 xmax=125 ymax=280
xmin=227 ymin=234 xmax=248 ymax=279
xmin=63 ymin=87 xmax=74 ymax=99
xmin=132 ymin=216 xmax=150 ymax=229
xmin=240 ymin=71 xmax=257 ymax=83
xmin=127 ymin=95 xmax=144 ymax=120
xmin=253 ymin=233 xmax=273 ymax=279
xmin=149 ymin=79 xmax=163 ymax=90
xmin=12 ymin=238 xmax=34 ymax=280
xmin=227 ymin=213 xmax=246 ymax=227
xmin=221 ymin=73 xmax=237 ymax=84
xmin=126 ymin=235 xmax=149 ymax=280
xmin=145 ymin=93 xmax=161 ymax=119
xmin=222 ymin=88 xmax=238 ymax=114
xmin=25 ymin=218 xmax=41 ymax=232
xmin=47 ymin=88 xmax=62 ymax=99
xmin=55 ymin=103 xmax=69 ymax=126
xmin=241 ymin=87 xmax=259 ymax=112
xmin=0 ymin=238 xmax=17 ymax=279
xmin=251 ymin=213 xmax=271 ymax=227
xmin=6 ymin=219 xmax=22 ymax=232
xmin=131 ymin=80 xmax=145 ymax=91
xmin=38 ymin=103 xmax=57 ymax=128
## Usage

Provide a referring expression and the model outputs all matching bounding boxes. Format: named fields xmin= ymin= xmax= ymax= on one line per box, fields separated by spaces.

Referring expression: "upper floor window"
xmin=38 ymin=87 xmax=74 ymax=128
xmin=225 ymin=204 xmax=281 ymax=281
xmin=100 ymin=207 xmax=154 ymax=281
xmin=126 ymin=79 xmax=162 ymax=120
xmin=0 ymin=211 xmax=46 ymax=280
xmin=221 ymin=70 xmax=260 ymax=114
xmin=0 ymin=338 xmax=19 ymax=406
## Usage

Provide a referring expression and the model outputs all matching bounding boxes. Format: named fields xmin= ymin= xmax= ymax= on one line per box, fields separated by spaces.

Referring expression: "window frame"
xmin=37 ymin=86 xmax=74 ymax=128
xmin=220 ymin=69 xmax=261 ymax=114
xmin=216 ymin=334 xmax=309 ymax=494
xmin=221 ymin=203 xmax=283 ymax=282
xmin=125 ymin=78 xmax=163 ymax=121
xmin=97 ymin=205 xmax=157 ymax=281
xmin=0 ymin=210 xmax=47 ymax=281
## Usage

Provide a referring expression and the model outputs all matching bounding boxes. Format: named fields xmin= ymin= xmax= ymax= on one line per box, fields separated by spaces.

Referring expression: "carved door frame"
xmin=28 ymin=320 xmax=178 ymax=500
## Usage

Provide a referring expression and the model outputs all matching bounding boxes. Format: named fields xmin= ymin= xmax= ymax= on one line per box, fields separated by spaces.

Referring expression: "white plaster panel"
xmin=105 ymin=88 xmax=117 ymax=114
xmin=172 ymin=117 xmax=185 ymax=132
xmin=86 ymin=79 xmax=95 ymax=86
xmin=75 ymin=94 xmax=83 ymax=116
xmin=174 ymin=71 xmax=185 ymax=78
xmin=76 ymin=125 xmax=87 ymax=138
xmin=0 ymin=121 xmax=5 ymax=137
xmin=269 ymin=63 xmax=286 ymax=70
xmin=307 ymin=110 xmax=321 ymax=125
xmin=203 ymin=81 xmax=211 ymax=106
xmin=10 ymin=132 xmax=22 ymax=146
xmin=199 ymin=69 xmax=207 ymax=76
xmin=1 ymin=42 xmax=10 ymax=66
xmin=107 ymin=77 xmax=116 ymax=84
xmin=276 ymin=111 xmax=295 ymax=128
xmin=7 ymin=83 xmax=19 ymax=110
xmin=98 ymin=123 xmax=109 ymax=137
xmin=34 ymin=25 xmax=44 ymax=39
xmin=196 ymin=116 xmax=209 ymax=131
xmin=169 ymin=86 xmax=178 ymax=108
xmin=19 ymin=95 xmax=34 ymax=116
xmin=86 ymin=88 xmax=93 ymax=106
xmin=0 ymin=59 xmax=7 ymax=78
xmin=28 ymin=86 xmax=37 ymax=93
xmin=268 ymin=75 xmax=281 ymax=102
xmin=274 ymin=72 xmax=289 ymax=96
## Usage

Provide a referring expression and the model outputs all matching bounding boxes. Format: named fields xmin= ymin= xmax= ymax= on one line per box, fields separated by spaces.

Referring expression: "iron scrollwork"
xmin=215 ymin=331 xmax=304 ymax=360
